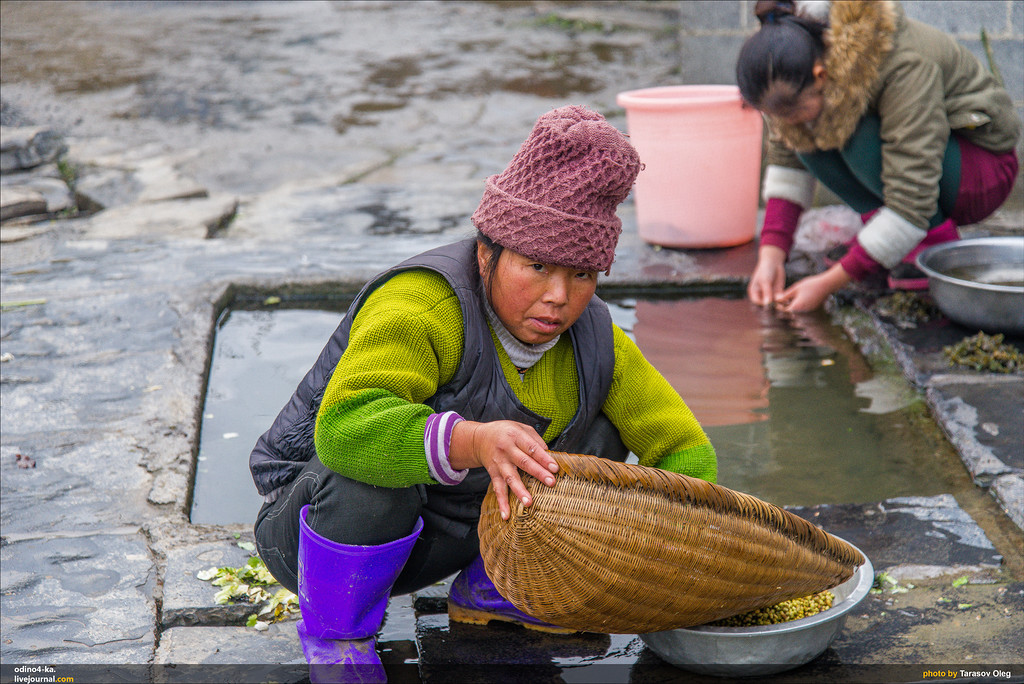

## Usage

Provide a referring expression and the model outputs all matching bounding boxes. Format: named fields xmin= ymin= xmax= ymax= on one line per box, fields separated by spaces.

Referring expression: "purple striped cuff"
xmin=424 ymin=411 xmax=468 ymax=485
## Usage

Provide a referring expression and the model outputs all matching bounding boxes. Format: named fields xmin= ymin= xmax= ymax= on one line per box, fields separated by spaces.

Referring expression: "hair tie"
xmin=754 ymin=0 xmax=795 ymax=25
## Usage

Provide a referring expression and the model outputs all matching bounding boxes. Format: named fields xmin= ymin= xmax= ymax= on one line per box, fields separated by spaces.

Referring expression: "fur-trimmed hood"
xmin=771 ymin=0 xmax=901 ymax=152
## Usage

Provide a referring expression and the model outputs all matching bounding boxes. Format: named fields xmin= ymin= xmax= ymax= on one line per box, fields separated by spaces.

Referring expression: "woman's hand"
xmin=748 ymin=245 xmax=788 ymax=306
xmin=774 ymin=263 xmax=852 ymax=313
xmin=449 ymin=420 xmax=559 ymax=520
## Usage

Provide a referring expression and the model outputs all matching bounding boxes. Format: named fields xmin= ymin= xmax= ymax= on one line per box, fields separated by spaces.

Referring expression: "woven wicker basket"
xmin=478 ymin=452 xmax=865 ymax=634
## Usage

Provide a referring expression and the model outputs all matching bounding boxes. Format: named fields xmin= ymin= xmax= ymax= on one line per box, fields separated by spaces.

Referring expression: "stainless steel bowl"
xmin=639 ymin=542 xmax=873 ymax=677
xmin=916 ymin=237 xmax=1024 ymax=336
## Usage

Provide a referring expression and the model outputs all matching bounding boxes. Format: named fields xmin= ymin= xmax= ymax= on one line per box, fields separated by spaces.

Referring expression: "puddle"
xmin=190 ymin=307 xmax=347 ymax=525
xmin=193 ymin=295 xmax=964 ymax=525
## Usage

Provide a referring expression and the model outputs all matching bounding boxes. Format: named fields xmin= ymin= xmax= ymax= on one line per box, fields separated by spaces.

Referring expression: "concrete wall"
xmin=675 ymin=0 xmax=1024 ymax=163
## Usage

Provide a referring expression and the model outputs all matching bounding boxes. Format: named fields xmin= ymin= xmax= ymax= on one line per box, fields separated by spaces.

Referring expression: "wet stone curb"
xmin=844 ymin=290 xmax=1024 ymax=531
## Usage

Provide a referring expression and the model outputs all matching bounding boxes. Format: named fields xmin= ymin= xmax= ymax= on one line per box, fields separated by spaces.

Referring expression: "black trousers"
xmin=254 ymin=456 xmax=483 ymax=595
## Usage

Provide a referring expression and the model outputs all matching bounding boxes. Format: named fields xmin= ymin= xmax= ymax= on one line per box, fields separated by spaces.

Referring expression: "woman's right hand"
xmin=449 ymin=420 xmax=559 ymax=521
xmin=747 ymin=245 xmax=788 ymax=306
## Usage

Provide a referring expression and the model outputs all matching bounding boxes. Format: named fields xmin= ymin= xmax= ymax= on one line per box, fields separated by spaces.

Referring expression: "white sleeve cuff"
xmin=857 ymin=207 xmax=928 ymax=269
xmin=424 ymin=411 xmax=468 ymax=485
xmin=762 ymin=165 xmax=816 ymax=209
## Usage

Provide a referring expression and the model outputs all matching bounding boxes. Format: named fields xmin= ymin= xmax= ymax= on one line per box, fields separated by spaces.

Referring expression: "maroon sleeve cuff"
xmin=759 ymin=198 xmax=803 ymax=254
xmin=839 ymin=239 xmax=884 ymax=282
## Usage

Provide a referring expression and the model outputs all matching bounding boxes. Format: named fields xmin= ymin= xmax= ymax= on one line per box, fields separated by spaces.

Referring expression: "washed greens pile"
xmin=197 ymin=552 xmax=299 ymax=630
xmin=943 ymin=332 xmax=1023 ymax=373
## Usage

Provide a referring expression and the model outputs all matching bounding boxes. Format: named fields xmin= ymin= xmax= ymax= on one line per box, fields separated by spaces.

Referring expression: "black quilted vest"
xmin=248 ymin=237 xmax=627 ymax=504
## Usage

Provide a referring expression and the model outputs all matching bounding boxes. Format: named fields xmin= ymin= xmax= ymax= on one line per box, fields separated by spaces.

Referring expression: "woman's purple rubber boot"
xmin=447 ymin=555 xmax=578 ymax=634
xmin=296 ymin=505 xmax=423 ymax=683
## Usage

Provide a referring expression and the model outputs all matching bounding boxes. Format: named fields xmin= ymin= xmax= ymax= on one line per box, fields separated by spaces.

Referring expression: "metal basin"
xmin=916 ymin=237 xmax=1024 ymax=335
xmin=639 ymin=541 xmax=873 ymax=677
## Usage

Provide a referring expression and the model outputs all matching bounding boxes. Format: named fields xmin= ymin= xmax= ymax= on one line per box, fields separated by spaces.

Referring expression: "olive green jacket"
xmin=763 ymin=0 xmax=1020 ymax=237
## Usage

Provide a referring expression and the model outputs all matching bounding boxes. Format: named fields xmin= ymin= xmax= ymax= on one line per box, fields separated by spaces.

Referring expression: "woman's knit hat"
xmin=471 ymin=105 xmax=641 ymax=273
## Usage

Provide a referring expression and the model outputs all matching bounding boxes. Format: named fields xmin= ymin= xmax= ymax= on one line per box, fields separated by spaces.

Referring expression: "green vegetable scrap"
xmin=870 ymin=571 xmax=913 ymax=594
xmin=535 ymin=13 xmax=607 ymax=33
xmin=709 ymin=590 xmax=834 ymax=627
xmin=874 ymin=292 xmax=941 ymax=328
xmin=0 ymin=299 xmax=47 ymax=311
xmin=943 ymin=332 xmax=1023 ymax=373
xmin=197 ymin=555 xmax=299 ymax=629
xmin=980 ymin=28 xmax=1005 ymax=88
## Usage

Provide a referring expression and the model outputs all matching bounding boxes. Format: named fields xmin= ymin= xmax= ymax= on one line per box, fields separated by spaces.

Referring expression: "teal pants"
xmin=797 ymin=115 xmax=962 ymax=229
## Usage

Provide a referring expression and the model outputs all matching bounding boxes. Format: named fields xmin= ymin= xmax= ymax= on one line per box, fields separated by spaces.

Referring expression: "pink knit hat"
xmin=471 ymin=105 xmax=641 ymax=273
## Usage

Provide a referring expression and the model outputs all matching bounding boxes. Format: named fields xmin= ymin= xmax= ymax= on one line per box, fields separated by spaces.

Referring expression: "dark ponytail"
xmin=736 ymin=0 xmax=827 ymax=113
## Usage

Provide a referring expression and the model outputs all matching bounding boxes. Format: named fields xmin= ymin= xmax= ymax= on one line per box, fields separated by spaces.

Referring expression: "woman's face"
xmin=761 ymin=61 xmax=828 ymax=126
xmin=770 ymin=85 xmax=825 ymax=126
xmin=478 ymin=243 xmax=598 ymax=345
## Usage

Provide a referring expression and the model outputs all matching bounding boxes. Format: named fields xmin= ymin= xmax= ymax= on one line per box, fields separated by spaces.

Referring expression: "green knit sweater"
xmin=315 ymin=269 xmax=717 ymax=486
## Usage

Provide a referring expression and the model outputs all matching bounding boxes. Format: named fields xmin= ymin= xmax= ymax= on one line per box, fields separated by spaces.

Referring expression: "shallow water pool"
xmin=191 ymin=295 xmax=963 ymax=525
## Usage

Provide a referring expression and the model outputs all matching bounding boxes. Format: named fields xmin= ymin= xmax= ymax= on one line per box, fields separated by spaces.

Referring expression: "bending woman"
xmin=248 ymin=105 xmax=717 ymax=681
xmin=738 ymin=0 xmax=1020 ymax=312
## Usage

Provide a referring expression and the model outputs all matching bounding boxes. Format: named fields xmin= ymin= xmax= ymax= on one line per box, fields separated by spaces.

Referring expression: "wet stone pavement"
xmin=1 ymin=1 xmax=1023 ymax=682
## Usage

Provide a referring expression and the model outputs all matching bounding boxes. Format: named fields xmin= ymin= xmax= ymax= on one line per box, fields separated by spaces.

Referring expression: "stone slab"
xmin=926 ymin=380 xmax=1024 ymax=476
xmin=991 ymin=474 xmax=1024 ymax=532
xmin=0 ymin=531 xmax=155 ymax=665
xmin=161 ymin=541 xmax=270 ymax=629
xmin=0 ymin=440 xmax=154 ymax=537
xmin=226 ymin=175 xmax=478 ymax=242
xmin=154 ymin=624 xmax=305 ymax=682
xmin=82 ymin=195 xmax=238 ymax=240
xmin=20 ymin=176 xmax=75 ymax=215
xmin=65 ymin=146 xmax=209 ymax=211
xmin=134 ymin=157 xmax=208 ymax=204
xmin=0 ymin=184 xmax=47 ymax=222
xmin=0 ymin=223 xmax=52 ymax=242
xmin=72 ymin=165 xmax=142 ymax=210
xmin=0 ymin=125 xmax=66 ymax=172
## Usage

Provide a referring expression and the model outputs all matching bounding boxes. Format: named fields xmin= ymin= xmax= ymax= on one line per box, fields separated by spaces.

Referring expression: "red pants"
xmin=951 ymin=139 xmax=1019 ymax=226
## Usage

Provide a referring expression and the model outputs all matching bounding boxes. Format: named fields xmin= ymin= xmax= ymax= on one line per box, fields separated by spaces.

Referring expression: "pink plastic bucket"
xmin=617 ymin=85 xmax=763 ymax=248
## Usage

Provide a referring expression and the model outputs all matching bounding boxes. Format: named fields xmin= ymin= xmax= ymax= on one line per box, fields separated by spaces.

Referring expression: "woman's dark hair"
xmin=736 ymin=0 xmax=828 ymax=113
xmin=476 ymin=230 xmax=504 ymax=297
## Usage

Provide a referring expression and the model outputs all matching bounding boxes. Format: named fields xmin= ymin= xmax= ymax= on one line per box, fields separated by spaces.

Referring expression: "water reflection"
xmin=609 ymin=296 xmax=943 ymax=507
xmin=632 ymin=297 xmax=768 ymax=427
